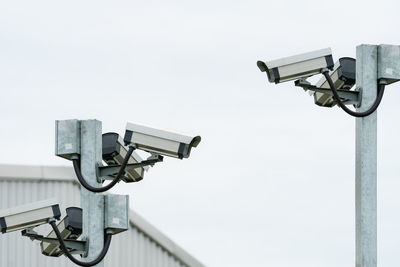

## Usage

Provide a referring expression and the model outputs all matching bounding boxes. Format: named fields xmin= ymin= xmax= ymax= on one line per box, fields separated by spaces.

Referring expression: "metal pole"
xmin=355 ymin=45 xmax=378 ymax=267
xmin=80 ymin=120 xmax=104 ymax=266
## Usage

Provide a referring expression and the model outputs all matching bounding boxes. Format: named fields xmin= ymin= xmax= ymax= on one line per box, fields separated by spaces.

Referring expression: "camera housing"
xmin=41 ymin=207 xmax=83 ymax=257
xmin=124 ymin=122 xmax=201 ymax=159
xmin=102 ymin=132 xmax=148 ymax=182
xmin=0 ymin=199 xmax=61 ymax=233
xmin=257 ymin=48 xmax=334 ymax=84
xmin=313 ymin=57 xmax=356 ymax=107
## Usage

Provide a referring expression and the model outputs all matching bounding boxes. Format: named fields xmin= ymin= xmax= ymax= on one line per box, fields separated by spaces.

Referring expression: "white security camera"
xmin=257 ymin=48 xmax=334 ymax=84
xmin=0 ymin=199 xmax=61 ymax=233
xmin=124 ymin=122 xmax=201 ymax=159
xmin=102 ymin=132 xmax=149 ymax=182
xmin=313 ymin=57 xmax=356 ymax=107
xmin=41 ymin=207 xmax=82 ymax=257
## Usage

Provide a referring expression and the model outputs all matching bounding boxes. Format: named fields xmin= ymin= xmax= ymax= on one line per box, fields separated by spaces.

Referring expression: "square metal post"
xmin=355 ymin=45 xmax=378 ymax=267
xmin=80 ymin=120 xmax=104 ymax=266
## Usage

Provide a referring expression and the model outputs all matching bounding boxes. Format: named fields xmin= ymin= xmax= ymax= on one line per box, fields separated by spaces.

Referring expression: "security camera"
xmin=313 ymin=57 xmax=356 ymax=107
xmin=0 ymin=199 xmax=61 ymax=233
xmin=124 ymin=122 xmax=201 ymax=159
xmin=102 ymin=132 xmax=149 ymax=182
xmin=41 ymin=207 xmax=82 ymax=257
xmin=257 ymin=48 xmax=334 ymax=84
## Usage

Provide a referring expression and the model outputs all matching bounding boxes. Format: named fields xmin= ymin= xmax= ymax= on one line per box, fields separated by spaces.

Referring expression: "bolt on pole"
xmin=355 ymin=45 xmax=378 ymax=267
xmin=80 ymin=120 xmax=104 ymax=266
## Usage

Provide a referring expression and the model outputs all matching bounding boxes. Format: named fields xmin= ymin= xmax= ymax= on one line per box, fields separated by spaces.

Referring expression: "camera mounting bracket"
xmin=97 ymin=154 xmax=163 ymax=182
xmin=294 ymin=78 xmax=361 ymax=107
xmin=21 ymin=228 xmax=86 ymax=256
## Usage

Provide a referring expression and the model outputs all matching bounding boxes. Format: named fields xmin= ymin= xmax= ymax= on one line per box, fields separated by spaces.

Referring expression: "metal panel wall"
xmin=0 ymin=176 xmax=194 ymax=267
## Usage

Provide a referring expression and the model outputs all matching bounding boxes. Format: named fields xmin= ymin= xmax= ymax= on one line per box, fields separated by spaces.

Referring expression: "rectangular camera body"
xmin=41 ymin=207 xmax=82 ymax=257
xmin=124 ymin=122 xmax=201 ymax=159
xmin=257 ymin=48 xmax=334 ymax=84
xmin=102 ymin=132 xmax=147 ymax=183
xmin=0 ymin=199 xmax=61 ymax=233
xmin=314 ymin=57 xmax=356 ymax=107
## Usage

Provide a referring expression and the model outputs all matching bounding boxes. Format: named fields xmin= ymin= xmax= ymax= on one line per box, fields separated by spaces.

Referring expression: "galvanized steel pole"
xmin=355 ymin=45 xmax=378 ymax=267
xmin=80 ymin=120 xmax=104 ymax=266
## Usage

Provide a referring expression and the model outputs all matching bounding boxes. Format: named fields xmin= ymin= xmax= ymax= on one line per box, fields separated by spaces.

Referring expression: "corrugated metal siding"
xmin=0 ymin=179 xmax=191 ymax=267
xmin=105 ymin=228 xmax=188 ymax=267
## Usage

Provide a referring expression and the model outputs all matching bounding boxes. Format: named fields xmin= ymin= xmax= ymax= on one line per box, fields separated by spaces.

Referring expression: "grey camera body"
xmin=41 ymin=207 xmax=83 ymax=257
xmin=0 ymin=199 xmax=61 ymax=234
xmin=257 ymin=48 xmax=334 ymax=84
xmin=124 ymin=122 xmax=201 ymax=159
xmin=102 ymin=132 xmax=148 ymax=183
xmin=314 ymin=57 xmax=356 ymax=107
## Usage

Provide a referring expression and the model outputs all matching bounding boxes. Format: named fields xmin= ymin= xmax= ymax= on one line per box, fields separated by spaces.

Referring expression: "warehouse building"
xmin=0 ymin=164 xmax=205 ymax=267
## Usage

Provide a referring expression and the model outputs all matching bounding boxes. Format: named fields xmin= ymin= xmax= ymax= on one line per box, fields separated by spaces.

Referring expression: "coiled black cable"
xmin=72 ymin=146 xmax=135 ymax=193
xmin=322 ymin=71 xmax=385 ymax=117
xmin=49 ymin=220 xmax=112 ymax=267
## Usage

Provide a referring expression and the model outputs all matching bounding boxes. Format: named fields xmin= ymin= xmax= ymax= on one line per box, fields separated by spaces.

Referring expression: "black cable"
xmin=322 ymin=71 xmax=386 ymax=117
xmin=72 ymin=146 xmax=135 ymax=193
xmin=49 ymin=220 xmax=112 ymax=267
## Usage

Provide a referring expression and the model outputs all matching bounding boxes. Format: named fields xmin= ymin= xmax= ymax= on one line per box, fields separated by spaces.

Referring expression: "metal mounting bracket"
xmin=21 ymin=228 xmax=86 ymax=255
xmin=98 ymin=154 xmax=163 ymax=181
xmin=295 ymin=79 xmax=361 ymax=106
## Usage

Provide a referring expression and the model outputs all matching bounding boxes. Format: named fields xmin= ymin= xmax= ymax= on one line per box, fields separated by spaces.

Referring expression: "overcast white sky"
xmin=1 ymin=0 xmax=400 ymax=266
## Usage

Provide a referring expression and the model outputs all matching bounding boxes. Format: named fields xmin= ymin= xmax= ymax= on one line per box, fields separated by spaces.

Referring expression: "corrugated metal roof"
xmin=0 ymin=164 xmax=205 ymax=267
